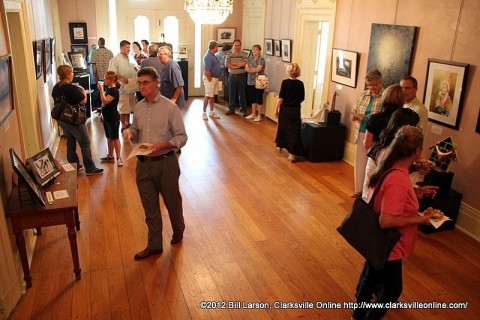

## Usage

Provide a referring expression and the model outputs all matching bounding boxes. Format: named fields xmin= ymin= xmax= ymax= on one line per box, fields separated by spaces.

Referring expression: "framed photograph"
xmin=274 ymin=40 xmax=281 ymax=57
xmin=71 ymin=44 xmax=88 ymax=58
xmin=178 ymin=45 xmax=188 ymax=59
xmin=217 ymin=27 xmax=235 ymax=44
xmin=0 ymin=55 xmax=14 ymax=125
xmin=331 ymin=48 xmax=359 ymax=88
xmin=69 ymin=22 xmax=88 ymax=44
xmin=242 ymin=49 xmax=252 ymax=59
xmin=9 ymin=148 xmax=45 ymax=206
xmin=424 ymin=59 xmax=469 ymax=130
xmin=33 ymin=40 xmax=43 ymax=80
xmin=44 ymin=38 xmax=52 ymax=81
xmin=281 ymin=39 xmax=291 ymax=62
xmin=265 ymin=38 xmax=273 ymax=56
xmin=26 ymin=148 xmax=60 ymax=186
xmin=50 ymin=38 xmax=55 ymax=64
xmin=69 ymin=52 xmax=87 ymax=70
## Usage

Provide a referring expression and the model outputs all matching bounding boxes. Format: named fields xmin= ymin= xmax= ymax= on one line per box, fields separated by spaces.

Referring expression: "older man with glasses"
xmin=158 ymin=45 xmax=185 ymax=109
xmin=400 ymin=76 xmax=428 ymax=131
xmin=123 ymin=67 xmax=187 ymax=260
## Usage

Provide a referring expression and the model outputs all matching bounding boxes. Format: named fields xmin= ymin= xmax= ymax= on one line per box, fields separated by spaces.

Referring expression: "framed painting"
xmin=50 ymin=37 xmax=55 ymax=64
xmin=26 ymin=147 xmax=60 ymax=186
xmin=274 ymin=40 xmax=281 ymax=57
xmin=366 ymin=23 xmax=416 ymax=88
xmin=242 ymin=49 xmax=252 ymax=59
xmin=44 ymin=38 xmax=52 ymax=81
xmin=69 ymin=22 xmax=88 ymax=44
xmin=33 ymin=40 xmax=44 ymax=80
xmin=424 ymin=59 xmax=469 ymax=130
xmin=9 ymin=148 xmax=45 ymax=206
xmin=265 ymin=38 xmax=273 ymax=56
xmin=0 ymin=55 xmax=14 ymax=125
xmin=71 ymin=44 xmax=88 ymax=58
xmin=217 ymin=27 xmax=235 ymax=44
xmin=331 ymin=48 xmax=359 ymax=88
xmin=281 ymin=39 xmax=291 ymax=62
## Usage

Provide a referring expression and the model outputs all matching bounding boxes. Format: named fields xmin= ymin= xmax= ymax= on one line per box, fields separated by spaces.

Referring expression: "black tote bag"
xmin=337 ymin=169 xmax=401 ymax=270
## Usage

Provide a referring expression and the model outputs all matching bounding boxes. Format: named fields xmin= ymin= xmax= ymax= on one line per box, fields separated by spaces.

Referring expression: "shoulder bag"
xmin=255 ymin=74 xmax=269 ymax=90
xmin=337 ymin=168 xmax=401 ymax=270
xmin=51 ymin=96 xmax=86 ymax=125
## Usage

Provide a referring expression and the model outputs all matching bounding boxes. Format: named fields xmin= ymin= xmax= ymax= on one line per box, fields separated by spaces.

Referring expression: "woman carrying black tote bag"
xmin=348 ymin=126 xmax=435 ymax=320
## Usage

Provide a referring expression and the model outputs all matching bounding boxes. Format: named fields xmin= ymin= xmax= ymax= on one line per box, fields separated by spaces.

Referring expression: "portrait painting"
xmin=366 ymin=23 xmax=416 ymax=88
xmin=424 ymin=59 xmax=469 ymax=130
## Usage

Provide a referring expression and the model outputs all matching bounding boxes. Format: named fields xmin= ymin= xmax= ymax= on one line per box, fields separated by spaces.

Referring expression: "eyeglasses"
xmin=401 ymin=86 xmax=415 ymax=90
xmin=137 ymin=81 xmax=153 ymax=86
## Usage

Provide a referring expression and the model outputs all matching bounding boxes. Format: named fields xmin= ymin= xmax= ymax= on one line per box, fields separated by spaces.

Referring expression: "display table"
xmin=419 ymin=188 xmax=462 ymax=234
xmin=5 ymin=169 xmax=81 ymax=288
xmin=301 ymin=122 xmax=346 ymax=162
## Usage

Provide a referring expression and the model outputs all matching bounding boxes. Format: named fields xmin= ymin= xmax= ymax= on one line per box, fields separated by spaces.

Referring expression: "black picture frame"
xmin=26 ymin=147 xmax=60 ymax=186
xmin=9 ymin=148 xmax=46 ymax=206
xmin=331 ymin=48 xmax=359 ymax=88
xmin=274 ymin=40 xmax=281 ymax=57
xmin=69 ymin=22 xmax=88 ymax=44
xmin=281 ymin=39 xmax=291 ymax=62
xmin=0 ymin=55 xmax=14 ymax=125
xmin=44 ymin=38 xmax=51 ymax=82
xmin=424 ymin=59 xmax=469 ymax=130
xmin=265 ymin=38 xmax=273 ymax=56
xmin=71 ymin=44 xmax=89 ymax=59
xmin=50 ymin=37 xmax=55 ymax=64
xmin=33 ymin=40 xmax=43 ymax=80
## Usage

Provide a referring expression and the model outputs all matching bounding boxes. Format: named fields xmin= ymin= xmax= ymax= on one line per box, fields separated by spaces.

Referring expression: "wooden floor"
xmin=9 ymin=98 xmax=480 ymax=319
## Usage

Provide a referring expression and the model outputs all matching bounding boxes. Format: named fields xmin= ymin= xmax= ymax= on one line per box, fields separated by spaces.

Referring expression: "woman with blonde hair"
xmin=51 ymin=65 xmax=103 ymax=175
xmin=98 ymin=71 xmax=123 ymax=166
xmin=275 ymin=63 xmax=305 ymax=162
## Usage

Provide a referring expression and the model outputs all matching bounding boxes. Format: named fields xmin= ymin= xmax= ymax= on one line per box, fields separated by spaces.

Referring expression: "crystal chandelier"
xmin=185 ymin=0 xmax=234 ymax=25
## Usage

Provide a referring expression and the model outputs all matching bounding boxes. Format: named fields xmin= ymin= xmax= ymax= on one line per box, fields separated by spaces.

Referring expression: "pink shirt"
xmin=371 ymin=165 xmax=419 ymax=260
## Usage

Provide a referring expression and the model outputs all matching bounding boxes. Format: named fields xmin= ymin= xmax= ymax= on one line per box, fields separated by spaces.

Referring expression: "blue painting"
xmin=366 ymin=24 xmax=416 ymax=88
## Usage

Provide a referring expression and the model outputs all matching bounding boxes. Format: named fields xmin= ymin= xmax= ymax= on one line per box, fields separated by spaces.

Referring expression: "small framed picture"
xmin=0 ymin=55 xmax=14 ymax=125
xmin=217 ymin=27 xmax=236 ymax=44
xmin=9 ymin=148 xmax=46 ymax=206
xmin=424 ymin=58 xmax=469 ymax=130
xmin=281 ymin=39 xmax=291 ymax=62
xmin=71 ymin=44 xmax=88 ymax=58
xmin=274 ymin=40 xmax=281 ymax=57
xmin=69 ymin=22 xmax=88 ymax=44
xmin=265 ymin=38 xmax=273 ymax=56
xmin=26 ymin=147 xmax=60 ymax=186
xmin=242 ymin=49 xmax=252 ymax=59
xmin=33 ymin=40 xmax=44 ymax=80
xmin=331 ymin=48 xmax=359 ymax=88
xmin=178 ymin=45 xmax=188 ymax=59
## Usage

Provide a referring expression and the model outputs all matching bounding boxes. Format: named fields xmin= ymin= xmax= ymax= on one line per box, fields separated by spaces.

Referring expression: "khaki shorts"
xmin=203 ymin=75 xmax=219 ymax=97
xmin=117 ymin=93 xmax=135 ymax=114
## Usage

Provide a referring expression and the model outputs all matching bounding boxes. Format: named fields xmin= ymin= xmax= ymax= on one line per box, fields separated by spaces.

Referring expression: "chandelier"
xmin=185 ymin=0 xmax=234 ymax=25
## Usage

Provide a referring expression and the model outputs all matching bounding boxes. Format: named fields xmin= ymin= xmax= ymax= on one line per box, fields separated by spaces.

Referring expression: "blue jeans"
xmin=58 ymin=120 xmax=97 ymax=172
xmin=228 ymin=74 xmax=247 ymax=113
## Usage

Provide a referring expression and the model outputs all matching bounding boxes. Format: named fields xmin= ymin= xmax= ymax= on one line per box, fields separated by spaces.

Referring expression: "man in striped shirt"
xmin=225 ymin=39 xmax=248 ymax=116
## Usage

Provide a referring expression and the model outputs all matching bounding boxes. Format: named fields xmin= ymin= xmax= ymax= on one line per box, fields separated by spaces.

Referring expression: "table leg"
xmin=14 ymin=229 xmax=32 ymax=288
xmin=74 ymin=207 xmax=80 ymax=230
xmin=66 ymin=217 xmax=81 ymax=280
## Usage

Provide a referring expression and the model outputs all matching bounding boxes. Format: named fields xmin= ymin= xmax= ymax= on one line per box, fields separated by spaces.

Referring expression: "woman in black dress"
xmin=275 ymin=63 xmax=305 ymax=162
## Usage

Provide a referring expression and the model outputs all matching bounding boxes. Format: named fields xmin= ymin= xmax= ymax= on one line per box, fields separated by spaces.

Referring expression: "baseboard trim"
xmin=456 ymin=202 xmax=480 ymax=242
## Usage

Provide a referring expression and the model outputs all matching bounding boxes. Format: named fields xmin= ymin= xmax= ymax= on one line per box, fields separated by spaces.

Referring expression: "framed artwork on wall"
xmin=265 ymin=38 xmax=273 ymax=56
xmin=44 ymin=38 xmax=52 ymax=81
xmin=281 ymin=39 xmax=291 ymax=62
xmin=33 ymin=40 xmax=44 ymax=80
xmin=242 ymin=49 xmax=252 ymax=59
xmin=274 ymin=40 xmax=281 ymax=57
xmin=0 ymin=55 xmax=14 ymax=125
xmin=50 ymin=38 xmax=55 ymax=64
xmin=366 ymin=23 xmax=416 ymax=88
xmin=178 ymin=45 xmax=188 ymax=59
xmin=331 ymin=48 xmax=359 ymax=88
xmin=217 ymin=27 xmax=235 ymax=44
xmin=423 ymin=59 xmax=469 ymax=130
xmin=69 ymin=22 xmax=88 ymax=44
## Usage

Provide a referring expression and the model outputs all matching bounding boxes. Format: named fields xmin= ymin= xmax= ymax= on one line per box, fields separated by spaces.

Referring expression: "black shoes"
xmin=134 ymin=247 xmax=163 ymax=260
xmin=171 ymin=235 xmax=183 ymax=244
xmin=86 ymin=168 xmax=104 ymax=176
xmin=225 ymin=110 xmax=235 ymax=115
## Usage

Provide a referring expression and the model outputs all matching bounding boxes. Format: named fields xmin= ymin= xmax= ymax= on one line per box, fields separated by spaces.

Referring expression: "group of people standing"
xmin=349 ymin=69 xmax=442 ymax=320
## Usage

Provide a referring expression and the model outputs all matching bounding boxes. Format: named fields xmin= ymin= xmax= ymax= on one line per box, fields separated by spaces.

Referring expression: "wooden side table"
xmin=5 ymin=169 xmax=81 ymax=288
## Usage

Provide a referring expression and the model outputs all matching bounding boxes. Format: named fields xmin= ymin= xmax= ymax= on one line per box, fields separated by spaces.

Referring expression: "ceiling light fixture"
xmin=185 ymin=0 xmax=234 ymax=25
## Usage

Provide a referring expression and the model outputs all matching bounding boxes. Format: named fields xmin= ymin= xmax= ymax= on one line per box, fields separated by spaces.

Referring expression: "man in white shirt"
xmin=400 ymin=76 xmax=428 ymax=131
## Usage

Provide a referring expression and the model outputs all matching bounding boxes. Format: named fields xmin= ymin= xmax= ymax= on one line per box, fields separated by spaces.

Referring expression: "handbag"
xmin=51 ymin=96 xmax=86 ymax=125
xmin=255 ymin=74 xmax=269 ymax=89
xmin=337 ymin=169 xmax=401 ymax=270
